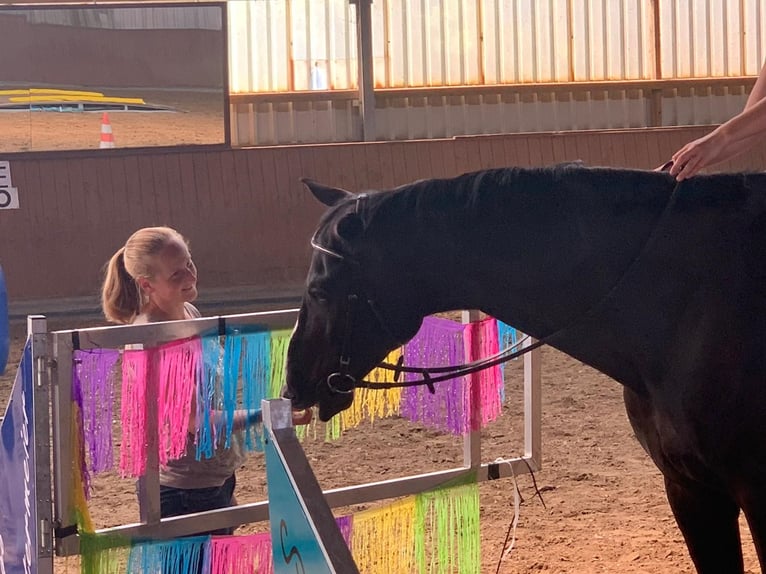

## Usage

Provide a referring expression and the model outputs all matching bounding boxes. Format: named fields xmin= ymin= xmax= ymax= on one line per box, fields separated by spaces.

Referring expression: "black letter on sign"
xmin=0 ymin=189 xmax=10 ymax=209
xmin=280 ymin=519 xmax=306 ymax=573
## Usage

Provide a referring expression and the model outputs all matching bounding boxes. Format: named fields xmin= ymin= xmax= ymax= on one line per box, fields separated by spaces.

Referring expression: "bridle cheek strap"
xmin=325 ymin=293 xmax=358 ymax=394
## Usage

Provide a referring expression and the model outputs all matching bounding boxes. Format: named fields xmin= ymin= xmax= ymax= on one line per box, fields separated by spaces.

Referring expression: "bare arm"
xmin=746 ymin=59 xmax=766 ymax=109
xmin=192 ymin=407 xmax=312 ymax=430
xmin=670 ymin=59 xmax=766 ymax=180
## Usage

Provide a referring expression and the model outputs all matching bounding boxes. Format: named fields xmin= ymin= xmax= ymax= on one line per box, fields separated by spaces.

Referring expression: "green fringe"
xmin=415 ymin=471 xmax=480 ymax=574
xmin=79 ymin=532 xmax=132 ymax=574
xmin=268 ymin=329 xmax=291 ymax=400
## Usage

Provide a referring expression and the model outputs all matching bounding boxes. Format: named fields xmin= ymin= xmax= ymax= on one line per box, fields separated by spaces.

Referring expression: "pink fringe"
xmin=157 ymin=338 xmax=201 ymax=466
xmin=120 ymin=348 xmax=148 ymax=477
xmin=119 ymin=338 xmax=200 ymax=477
xmin=208 ymin=533 xmax=273 ymax=574
xmin=463 ymin=317 xmax=504 ymax=429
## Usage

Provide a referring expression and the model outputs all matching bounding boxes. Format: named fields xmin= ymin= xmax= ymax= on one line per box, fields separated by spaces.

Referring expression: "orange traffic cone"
xmin=99 ymin=112 xmax=115 ymax=149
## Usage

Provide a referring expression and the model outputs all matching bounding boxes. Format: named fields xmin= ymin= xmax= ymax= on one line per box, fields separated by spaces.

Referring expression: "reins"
xmin=315 ymin=169 xmax=684 ymax=394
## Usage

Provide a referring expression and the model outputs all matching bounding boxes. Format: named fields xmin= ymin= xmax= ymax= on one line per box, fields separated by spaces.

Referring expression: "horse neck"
xmin=371 ymin=168 xmax=674 ymax=384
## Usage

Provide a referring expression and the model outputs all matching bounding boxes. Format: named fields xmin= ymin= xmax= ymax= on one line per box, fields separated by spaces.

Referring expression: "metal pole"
xmin=523 ymin=337 xmax=542 ymax=469
xmin=30 ymin=315 xmax=54 ymax=574
xmin=461 ymin=310 xmax=482 ymax=468
xmin=353 ymin=0 xmax=376 ymax=141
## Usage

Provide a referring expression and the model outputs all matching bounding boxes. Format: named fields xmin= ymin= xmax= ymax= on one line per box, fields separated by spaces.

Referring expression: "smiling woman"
xmin=100 ymin=226 xmax=259 ymax=546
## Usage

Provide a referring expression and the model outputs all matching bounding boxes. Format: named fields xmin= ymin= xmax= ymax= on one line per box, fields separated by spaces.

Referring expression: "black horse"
xmin=284 ymin=163 xmax=766 ymax=573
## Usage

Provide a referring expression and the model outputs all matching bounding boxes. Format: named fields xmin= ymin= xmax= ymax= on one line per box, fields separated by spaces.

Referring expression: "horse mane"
xmin=318 ymin=163 xmax=765 ymax=249
xmin=361 ymin=162 xmax=662 ymax=226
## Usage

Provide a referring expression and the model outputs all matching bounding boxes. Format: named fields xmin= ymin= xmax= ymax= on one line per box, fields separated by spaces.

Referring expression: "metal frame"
xmin=42 ymin=307 xmax=540 ymax=557
xmin=30 ymin=315 xmax=54 ymax=574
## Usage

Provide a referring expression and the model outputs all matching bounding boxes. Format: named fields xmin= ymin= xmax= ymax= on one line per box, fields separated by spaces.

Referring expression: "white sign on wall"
xmin=0 ymin=161 xmax=18 ymax=210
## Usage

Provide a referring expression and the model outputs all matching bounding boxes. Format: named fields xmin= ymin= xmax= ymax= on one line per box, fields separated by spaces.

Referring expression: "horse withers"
xmin=284 ymin=164 xmax=766 ymax=573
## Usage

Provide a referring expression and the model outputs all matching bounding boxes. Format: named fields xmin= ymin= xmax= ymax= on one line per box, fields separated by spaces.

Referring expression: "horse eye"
xmin=308 ymin=288 xmax=329 ymax=304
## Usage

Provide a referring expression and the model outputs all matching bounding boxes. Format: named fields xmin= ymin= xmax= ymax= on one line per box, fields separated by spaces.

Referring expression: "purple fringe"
xmin=401 ymin=316 xmax=469 ymax=434
xmin=73 ymin=349 xmax=120 ymax=475
xmin=336 ymin=515 xmax=353 ymax=547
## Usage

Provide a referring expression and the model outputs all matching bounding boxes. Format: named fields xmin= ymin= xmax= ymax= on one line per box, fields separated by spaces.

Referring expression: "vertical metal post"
xmin=51 ymin=330 xmax=76 ymax=556
xmin=523 ymin=337 xmax=542 ymax=469
xmin=647 ymin=0 xmax=663 ymax=126
xmin=138 ymin=346 xmax=161 ymax=524
xmin=353 ymin=0 xmax=376 ymax=141
xmin=461 ymin=310 xmax=482 ymax=468
xmin=30 ymin=315 xmax=53 ymax=574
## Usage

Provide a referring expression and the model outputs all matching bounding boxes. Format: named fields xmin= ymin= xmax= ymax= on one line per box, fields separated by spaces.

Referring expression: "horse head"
xmin=284 ymin=179 xmax=424 ymax=421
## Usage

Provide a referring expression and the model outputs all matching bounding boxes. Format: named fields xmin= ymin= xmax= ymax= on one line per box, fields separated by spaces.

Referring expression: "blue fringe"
xmin=241 ymin=331 xmax=270 ymax=452
xmin=497 ymin=320 xmax=518 ymax=351
xmin=197 ymin=335 xmax=223 ymax=460
xmin=127 ymin=535 xmax=209 ymax=574
xmin=221 ymin=333 xmax=242 ymax=448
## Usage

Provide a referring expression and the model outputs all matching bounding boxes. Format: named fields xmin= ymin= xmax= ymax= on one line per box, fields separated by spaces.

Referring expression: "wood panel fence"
xmin=3 ymin=126 xmax=766 ymax=315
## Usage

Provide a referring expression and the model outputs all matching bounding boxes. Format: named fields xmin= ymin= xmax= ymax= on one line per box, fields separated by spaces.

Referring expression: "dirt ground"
xmin=1 ymin=315 xmax=761 ymax=574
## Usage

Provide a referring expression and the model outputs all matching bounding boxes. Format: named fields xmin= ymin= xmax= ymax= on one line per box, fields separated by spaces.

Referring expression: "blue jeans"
xmin=159 ymin=473 xmax=237 ymax=537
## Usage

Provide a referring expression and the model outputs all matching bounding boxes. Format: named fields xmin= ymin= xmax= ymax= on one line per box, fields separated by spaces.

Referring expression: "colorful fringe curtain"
xmin=73 ymin=348 xmax=119 ymax=474
xmin=415 ymin=475 xmax=481 ymax=574
xmin=464 ymin=317 xmax=504 ymax=429
xmin=79 ymin=314 xmax=513 ymax=484
xmin=325 ymin=347 xmax=404 ymax=440
xmin=197 ymin=334 xmax=224 ymax=460
xmin=267 ymin=329 xmax=291 ymax=400
xmin=208 ymin=533 xmax=273 ymax=574
xmin=157 ymin=338 xmax=200 ymax=466
xmin=80 ymin=533 xmax=131 ymax=574
xmin=240 ymin=331 xmax=271 ymax=450
xmin=349 ymin=497 xmax=418 ymax=573
xmin=73 ymin=314 xmax=513 ymax=522
xmin=401 ymin=316 xmax=470 ymax=434
xmin=119 ymin=346 xmax=148 ymax=477
xmin=77 ymin=476 xmax=479 ymax=574
xmin=70 ymin=394 xmax=95 ymax=531
xmin=126 ymin=536 xmax=208 ymax=574
xmin=67 ymin=315 xmax=513 ymax=574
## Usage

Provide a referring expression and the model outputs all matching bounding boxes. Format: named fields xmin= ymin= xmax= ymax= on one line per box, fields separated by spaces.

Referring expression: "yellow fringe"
xmin=71 ymin=402 xmax=94 ymax=533
xmin=350 ymin=497 xmax=417 ymax=574
xmin=268 ymin=329 xmax=292 ymax=399
xmin=326 ymin=348 xmax=404 ymax=440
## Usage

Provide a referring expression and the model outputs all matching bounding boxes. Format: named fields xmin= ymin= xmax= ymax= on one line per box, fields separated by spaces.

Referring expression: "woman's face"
xmin=143 ymin=239 xmax=198 ymax=308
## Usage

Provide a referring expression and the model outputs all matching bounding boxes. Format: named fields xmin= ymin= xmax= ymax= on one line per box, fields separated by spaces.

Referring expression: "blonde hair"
xmin=101 ymin=226 xmax=187 ymax=324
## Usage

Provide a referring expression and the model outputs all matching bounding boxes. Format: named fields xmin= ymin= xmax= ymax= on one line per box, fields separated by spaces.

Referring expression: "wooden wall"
xmin=0 ymin=13 xmax=224 ymax=89
xmin=3 ymin=126 xmax=766 ymax=312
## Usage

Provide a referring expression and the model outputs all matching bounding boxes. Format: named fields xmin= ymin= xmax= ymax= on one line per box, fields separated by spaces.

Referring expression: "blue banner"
xmin=0 ymin=340 xmax=37 ymax=574
xmin=265 ymin=434 xmax=333 ymax=574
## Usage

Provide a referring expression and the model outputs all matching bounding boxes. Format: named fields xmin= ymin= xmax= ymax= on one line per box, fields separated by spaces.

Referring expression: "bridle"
xmin=309 ymin=172 xmax=683 ymax=396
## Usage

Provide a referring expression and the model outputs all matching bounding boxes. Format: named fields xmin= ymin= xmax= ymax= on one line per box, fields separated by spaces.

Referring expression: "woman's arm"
xmin=670 ymin=59 xmax=766 ymax=180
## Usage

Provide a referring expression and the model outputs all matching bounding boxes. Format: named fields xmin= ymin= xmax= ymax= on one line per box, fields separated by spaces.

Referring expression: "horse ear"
xmin=301 ymin=178 xmax=353 ymax=207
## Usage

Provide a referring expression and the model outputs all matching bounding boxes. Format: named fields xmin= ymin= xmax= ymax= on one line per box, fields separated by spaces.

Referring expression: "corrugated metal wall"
xmin=659 ymin=0 xmax=766 ymax=77
xmin=229 ymin=0 xmax=766 ymax=146
xmin=229 ymin=0 xmax=766 ymax=90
